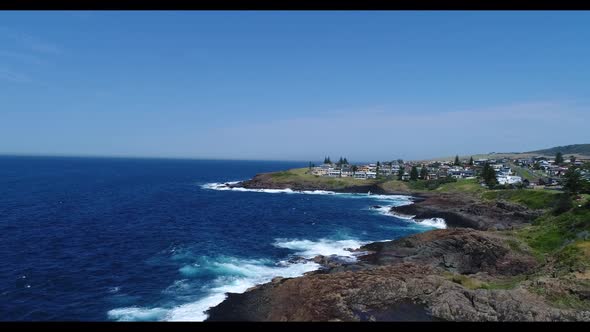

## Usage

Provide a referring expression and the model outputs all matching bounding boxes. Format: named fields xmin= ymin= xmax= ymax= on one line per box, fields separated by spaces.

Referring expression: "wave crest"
xmin=108 ymin=256 xmax=319 ymax=322
xmin=273 ymin=238 xmax=367 ymax=261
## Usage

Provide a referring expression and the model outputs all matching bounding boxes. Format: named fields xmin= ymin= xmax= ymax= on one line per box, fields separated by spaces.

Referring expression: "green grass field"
xmin=509 ymin=164 xmax=541 ymax=181
xmin=482 ymin=189 xmax=562 ymax=210
xmin=434 ymin=178 xmax=485 ymax=193
xmin=268 ymin=168 xmax=380 ymax=189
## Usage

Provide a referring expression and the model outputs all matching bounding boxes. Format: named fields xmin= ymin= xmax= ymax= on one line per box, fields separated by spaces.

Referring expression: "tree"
xmin=324 ymin=156 xmax=331 ymax=164
xmin=397 ymin=166 xmax=405 ymax=180
xmin=532 ymin=162 xmax=541 ymax=170
xmin=481 ymin=163 xmax=498 ymax=187
xmin=397 ymin=159 xmax=404 ymax=165
xmin=343 ymin=157 xmax=348 ymax=165
xmin=555 ymin=152 xmax=564 ymax=165
xmin=420 ymin=166 xmax=428 ymax=179
xmin=454 ymin=155 xmax=460 ymax=166
xmin=410 ymin=166 xmax=419 ymax=181
xmin=309 ymin=161 xmax=312 ymax=170
xmin=352 ymin=165 xmax=358 ymax=175
xmin=563 ymin=166 xmax=582 ymax=195
xmin=552 ymin=193 xmax=573 ymax=215
xmin=376 ymin=161 xmax=380 ymax=178
xmin=570 ymin=155 xmax=576 ymax=164
xmin=469 ymin=156 xmax=474 ymax=166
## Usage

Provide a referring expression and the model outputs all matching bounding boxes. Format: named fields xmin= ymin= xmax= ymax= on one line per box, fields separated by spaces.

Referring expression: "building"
xmin=328 ymin=169 xmax=341 ymax=177
xmin=497 ymin=175 xmax=523 ymax=185
xmin=353 ymin=172 xmax=367 ymax=179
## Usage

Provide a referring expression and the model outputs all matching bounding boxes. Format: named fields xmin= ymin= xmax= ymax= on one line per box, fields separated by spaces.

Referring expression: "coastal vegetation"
xmin=482 ymin=189 xmax=562 ymax=210
xmin=517 ymin=200 xmax=590 ymax=266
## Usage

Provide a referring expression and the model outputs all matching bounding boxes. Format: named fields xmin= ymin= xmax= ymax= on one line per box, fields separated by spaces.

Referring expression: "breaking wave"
xmin=201 ymin=182 xmax=413 ymax=203
xmin=273 ymin=238 xmax=367 ymax=261
xmin=204 ymin=181 xmax=446 ymax=230
xmin=415 ymin=217 xmax=447 ymax=229
xmin=109 ymin=181 xmax=446 ymax=321
xmin=107 ymin=256 xmax=319 ymax=322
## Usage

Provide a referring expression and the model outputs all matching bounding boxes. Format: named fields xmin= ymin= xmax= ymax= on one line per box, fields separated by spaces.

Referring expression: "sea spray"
xmin=108 ymin=256 xmax=320 ymax=321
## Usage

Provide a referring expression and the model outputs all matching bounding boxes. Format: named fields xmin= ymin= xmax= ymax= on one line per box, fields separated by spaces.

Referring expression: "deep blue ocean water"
xmin=0 ymin=156 xmax=441 ymax=321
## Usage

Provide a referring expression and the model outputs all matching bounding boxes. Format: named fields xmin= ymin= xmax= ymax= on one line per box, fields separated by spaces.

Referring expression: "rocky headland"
xmin=206 ymin=170 xmax=590 ymax=321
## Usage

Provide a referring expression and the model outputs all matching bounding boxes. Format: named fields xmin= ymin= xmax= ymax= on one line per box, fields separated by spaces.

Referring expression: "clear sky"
xmin=1 ymin=11 xmax=589 ymax=162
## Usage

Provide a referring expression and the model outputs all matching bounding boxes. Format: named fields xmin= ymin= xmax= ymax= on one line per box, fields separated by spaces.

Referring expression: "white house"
xmin=353 ymin=171 xmax=367 ymax=179
xmin=328 ymin=169 xmax=341 ymax=177
xmin=497 ymin=175 xmax=523 ymax=185
xmin=365 ymin=171 xmax=377 ymax=179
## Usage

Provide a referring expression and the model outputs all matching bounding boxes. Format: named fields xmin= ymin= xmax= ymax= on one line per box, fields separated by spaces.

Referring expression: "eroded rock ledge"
xmin=206 ymin=228 xmax=589 ymax=321
xmin=390 ymin=192 xmax=543 ymax=231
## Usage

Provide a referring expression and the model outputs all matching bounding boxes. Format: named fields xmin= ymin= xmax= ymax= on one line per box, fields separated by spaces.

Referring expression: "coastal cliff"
xmin=207 ymin=170 xmax=590 ymax=321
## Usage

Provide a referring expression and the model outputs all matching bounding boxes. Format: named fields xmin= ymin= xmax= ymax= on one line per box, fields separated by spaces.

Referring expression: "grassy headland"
xmin=250 ymin=167 xmax=484 ymax=194
xmin=268 ymin=167 xmax=381 ymax=189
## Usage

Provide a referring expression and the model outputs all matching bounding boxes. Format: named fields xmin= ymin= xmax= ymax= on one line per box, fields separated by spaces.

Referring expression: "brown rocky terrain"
xmin=206 ymin=228 xmax=590 ymax=321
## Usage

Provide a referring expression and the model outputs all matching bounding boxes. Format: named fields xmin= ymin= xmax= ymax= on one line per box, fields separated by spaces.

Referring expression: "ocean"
xmin=0 ymin=156 xmax=444 ymax=321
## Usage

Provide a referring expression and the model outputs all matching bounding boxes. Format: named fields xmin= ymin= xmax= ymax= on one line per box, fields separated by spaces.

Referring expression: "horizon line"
xmin=2 ymin=146 xmax=584 ymax=164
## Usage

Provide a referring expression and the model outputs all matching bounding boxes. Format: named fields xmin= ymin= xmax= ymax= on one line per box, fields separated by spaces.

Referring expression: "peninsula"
xmin=207 ymin=149 xmax=590 ymax=321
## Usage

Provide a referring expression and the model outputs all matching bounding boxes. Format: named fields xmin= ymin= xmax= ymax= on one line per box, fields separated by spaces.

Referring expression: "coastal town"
xmin=309 ymin=153 xmax=590 ymax=190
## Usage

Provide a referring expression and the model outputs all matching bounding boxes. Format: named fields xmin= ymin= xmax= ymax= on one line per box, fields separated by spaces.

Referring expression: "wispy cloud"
xmin=0 ymin=50 xmax=44 ymax=65
xmin=11 ymin=31 xmax=62 ymax=55
xmin=0 ymin=28 xmax=63 ymax=85
xmin=194 ymin=101 xmax=590 ymax=161
xmin=0 ymin=68 xmax=33 ymax=83
xmin=0 ymin=27 xmax=63 ymax=55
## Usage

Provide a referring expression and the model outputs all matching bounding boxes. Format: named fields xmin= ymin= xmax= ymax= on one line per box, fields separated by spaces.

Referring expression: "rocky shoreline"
xmin=204 ymin=174 xmax=589 ymax=321
xmin=232 ymin=172 xmax=398 ymax=194
xmin=389 ymin=192 xmax=543 ymax=231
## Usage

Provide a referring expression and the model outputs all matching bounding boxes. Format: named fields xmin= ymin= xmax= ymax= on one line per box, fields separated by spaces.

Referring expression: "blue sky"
xmin=1 ymin=11 xmax=589 ymax=162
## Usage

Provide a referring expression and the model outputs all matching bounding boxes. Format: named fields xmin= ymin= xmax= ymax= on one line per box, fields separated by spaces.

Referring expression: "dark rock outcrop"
xmin=360 ymin=228 xmax=538 ymax=276
xmin=390 ymin=193 xmax=542 ymax=231
xmin=206 ymin=229 xmax=590 ymax=321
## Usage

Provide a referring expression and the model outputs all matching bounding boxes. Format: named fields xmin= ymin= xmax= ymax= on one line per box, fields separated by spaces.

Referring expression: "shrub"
xmin=552 ymin=194 xmax=573 ymax=215
xmin=409 ymin=177 xmax=457 ymax=190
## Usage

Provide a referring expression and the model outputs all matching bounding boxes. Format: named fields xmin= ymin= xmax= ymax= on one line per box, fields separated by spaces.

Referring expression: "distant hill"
xmin=422 ymin=144 xmax=590 ymax=162
xmin=525 ymin=144 xmax=590 ymax=156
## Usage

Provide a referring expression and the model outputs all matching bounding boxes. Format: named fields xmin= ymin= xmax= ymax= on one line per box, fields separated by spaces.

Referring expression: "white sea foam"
xmin=273 ymin=238 xmax=367 ymax=261
xmin=370 ymin=204 xmax=447 ymax=229
xmin=107 ymin=182 xmax=443 ymax=321
xmin=201 ymin=182 xmax=414 ymax=204
xmin=415 ymin=217 xmax=447 ymax=229
xmin=108 ymin=256 xmax=320 ymax=322
xmin=107 ymin=307 xmax=169 ymax=321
